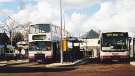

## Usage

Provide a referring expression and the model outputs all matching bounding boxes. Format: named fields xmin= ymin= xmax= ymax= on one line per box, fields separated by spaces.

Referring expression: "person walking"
xmin=21 ymin=48 xmax=26 ymax=59
xmin=14 ymin=48 xmax=19 ymax=60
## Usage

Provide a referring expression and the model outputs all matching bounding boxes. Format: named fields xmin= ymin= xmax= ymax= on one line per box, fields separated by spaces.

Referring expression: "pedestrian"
xmin=14 ymin=48 xmax=19 ymax=60
xmin=21 ymin=48 xmax=26 ymax=59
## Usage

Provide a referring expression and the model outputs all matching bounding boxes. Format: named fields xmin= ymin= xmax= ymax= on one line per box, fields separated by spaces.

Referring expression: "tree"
xmin=0 ymin=33 xmax=10 ymax=45
xmin=12 ymin=32 xmax=24 ymax=46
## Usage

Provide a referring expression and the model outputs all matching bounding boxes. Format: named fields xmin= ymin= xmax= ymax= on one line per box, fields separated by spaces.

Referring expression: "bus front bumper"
xmin=29 ymin=54 xmax=53 ymax=63
xmin=100 ymin=55 xmax=129 ymax=62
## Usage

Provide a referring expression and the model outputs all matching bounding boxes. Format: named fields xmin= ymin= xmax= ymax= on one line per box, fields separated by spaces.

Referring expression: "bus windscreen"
xmin=29 ymin=41 xmax=51 ymax=51
xmin=101 ymin=33 xmax=128 ymax=51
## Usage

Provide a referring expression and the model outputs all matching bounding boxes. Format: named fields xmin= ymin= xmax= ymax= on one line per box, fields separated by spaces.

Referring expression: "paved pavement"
xmin=0 ymin=60 xmax=74 ymax=68
xmin=0 ymin=57 xmax=93 ymax=67
xmin=45 ymin=62 xmax=74 ymax=68
xmin=130 ymin=61 xmax=135 ymax=66
xmin=0 ymin=59 xmax=29 ymax=66
xmin=0 ymin=61 xmax=7 ymax=66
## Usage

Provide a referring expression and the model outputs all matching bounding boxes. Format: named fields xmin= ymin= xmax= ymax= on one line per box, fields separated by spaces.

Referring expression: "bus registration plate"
xmin=112 ymin=53 xmax=119 ymax=56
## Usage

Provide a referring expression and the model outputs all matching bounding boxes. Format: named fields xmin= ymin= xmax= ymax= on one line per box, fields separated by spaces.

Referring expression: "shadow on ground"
xmin=0 ymin=66 xmax=77 ymax=73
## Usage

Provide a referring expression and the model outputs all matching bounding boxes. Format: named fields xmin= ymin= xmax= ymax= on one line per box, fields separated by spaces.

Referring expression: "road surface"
xmin=0 ymin=63 xmax=135 ymax=76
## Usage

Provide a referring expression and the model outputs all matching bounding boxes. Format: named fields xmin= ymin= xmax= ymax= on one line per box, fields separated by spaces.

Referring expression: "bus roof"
xmin=102 ymin=32 xmax=128 ymax=34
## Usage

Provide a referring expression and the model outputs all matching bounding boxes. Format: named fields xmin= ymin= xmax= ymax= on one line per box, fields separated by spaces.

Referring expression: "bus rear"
xmin=100 ymin=32 xmax=130 ymax=62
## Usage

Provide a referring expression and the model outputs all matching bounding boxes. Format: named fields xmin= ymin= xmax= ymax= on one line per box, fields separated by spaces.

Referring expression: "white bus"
xmin=99 ymin=32 xmax=131 ymax=62
xmin=28 ymin=24 xmax=69 ymax=63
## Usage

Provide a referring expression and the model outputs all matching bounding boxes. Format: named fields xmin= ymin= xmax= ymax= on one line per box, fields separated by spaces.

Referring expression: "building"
xmin=80 ymin=38 xmax=99 ymax=58
xmin=0 ymin=33 xmax=10 ymax=58
xmin=80 ymin=29 xmax=100 ymax=58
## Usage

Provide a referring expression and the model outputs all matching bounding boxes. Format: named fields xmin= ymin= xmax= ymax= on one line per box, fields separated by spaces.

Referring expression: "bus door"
xmin=133 ymin=38 xmax=135 ymax=60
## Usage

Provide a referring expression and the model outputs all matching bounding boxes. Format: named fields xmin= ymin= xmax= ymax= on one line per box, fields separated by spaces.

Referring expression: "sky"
xmin=0 ymin=0 xmax=135 ymax=36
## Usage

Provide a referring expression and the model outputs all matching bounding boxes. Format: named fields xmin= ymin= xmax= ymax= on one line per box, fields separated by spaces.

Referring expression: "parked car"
xmin=4 ymin=45 xmax=15 ymax=60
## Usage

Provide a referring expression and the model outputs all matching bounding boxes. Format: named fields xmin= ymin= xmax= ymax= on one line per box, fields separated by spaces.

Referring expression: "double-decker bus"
xmin=99 ymin=32 xmax=131 ymax=62
xmin=28 ymin=24 xmax=69 ymax=63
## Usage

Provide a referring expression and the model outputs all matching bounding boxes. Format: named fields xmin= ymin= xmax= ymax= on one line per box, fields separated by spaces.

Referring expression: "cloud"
xmin=63 ymin=0 xmax=99 ymax=6
xmin=0 ymin=0 xmax=15 ymax=3
xmin=39 ymin=0 xmax=99 ymax=6
xmin=14 ymin=0 xmax=60 ymax=24
xmin=11 ymin=0 xmax=135 ymax=36
xmin=0 ymin=9 xmax=14 ymax=16
xmin=91 ymin=0 xmax=135 ymax=32
xmin=68 ymin=0 xmax=135 ymax=35
xmin=12 ymin=0 xmax=99 ymax=30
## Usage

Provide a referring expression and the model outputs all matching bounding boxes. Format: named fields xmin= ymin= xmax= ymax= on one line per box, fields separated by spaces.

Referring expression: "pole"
xmin=63 ymin=12 xmax=66 ymax=37
xmin=133 ymin=38 xmax=135 ymax=59
xmin=60 ymin=0 xmax=63 ymax=63
xmin=10 ymin=30 xmax=12 ymax=46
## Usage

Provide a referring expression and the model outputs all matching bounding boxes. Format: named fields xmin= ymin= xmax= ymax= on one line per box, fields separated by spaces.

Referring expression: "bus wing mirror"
xmin=133 ymin=38 xmax=135 ymax=41
xmin=98 ymin=40 xmax=100 ymax=44
xmin=128 ymin=37 xmax=132 ymax=42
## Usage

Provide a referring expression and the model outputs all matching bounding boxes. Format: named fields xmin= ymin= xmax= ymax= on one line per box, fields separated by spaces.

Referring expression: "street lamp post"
xmin=9 ymin=30 xmax=12 ymax=46
xmin=60 ymin=0 xmax=63 ymax=63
